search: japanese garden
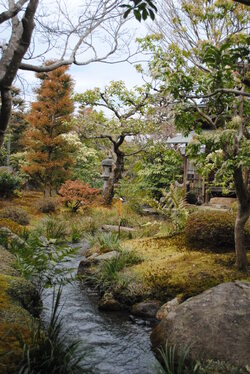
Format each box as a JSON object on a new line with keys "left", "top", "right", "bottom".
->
{"left": 0, "top": 1, "right": 249, "bottom": 373}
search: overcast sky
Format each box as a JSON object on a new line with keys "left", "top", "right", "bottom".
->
{"left": 12, "top": 0, "right": 151, "bottom": 106}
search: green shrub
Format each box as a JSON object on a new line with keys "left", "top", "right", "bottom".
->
{"left": 0, "top": 206, "right": 30, "bottom": 226}
{"left": 185, "top": 211, "right": 250, "bottom": 252}
{"left": 36, "top": 197, "right": 57, "bottom": 213}
{"left": 0, "top": 171, "right": 21, "bottom": 197}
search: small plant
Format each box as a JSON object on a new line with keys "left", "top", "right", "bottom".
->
{"left": 156, "top": 342, "right": 198, "bottom": 374}
{"left": 9, "top": 234, "right": 78, "bottom": 294}
{"left": 39, "top": 216, "right": 67, "bottom": 241}
{"left": 151, "top": 185, "right": 189, "bottom": 232}
{"left": 59, "top": 180, "right": 101, "bottom": 212}
{"left": 0, "top": 171, "right": 22, "bottom": 197}
{"left": 97, "top": 232, "right": 121, "bottom": 252}
{"left": 17, "top": 287, "right": 85, "bottom": 374}
{"left": 91, "top": 249, "right": 142, "bottom": 291}
{"left": 0, "top": 206, "right": 30, "bottom": 226}
{"left": 70, "top": 223, "right": 83, "bottom": 243}
{"left": 36, "top": 197, "right": 57, "bottom": 213}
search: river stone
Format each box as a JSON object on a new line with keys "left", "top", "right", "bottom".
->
{"left": 156, "top": 297, "right": 179, "bottom": 320}
{"left": 151, "top": 281, "right": 250, "bottom": 368}
{"left": 98, "top": 292, "right": 123, "bottom": 311}
{"left": 131, "top": 300, "right": 161, "bottom": 318}
{"left": 95, "top": 251, "right": 118, "bottom": 262}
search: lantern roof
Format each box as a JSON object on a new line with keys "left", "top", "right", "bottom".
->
{"left": 101, "top": 156, "right": 113, "bottom": 166}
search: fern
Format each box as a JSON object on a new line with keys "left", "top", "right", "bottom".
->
{"left": 151, "top": 184, "right": 189, "bottom": 232}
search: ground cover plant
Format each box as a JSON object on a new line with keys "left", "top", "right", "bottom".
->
{"left": 122, "top": 235, "right": 250, "bottom": 302}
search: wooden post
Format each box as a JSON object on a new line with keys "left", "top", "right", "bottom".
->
{"left": 183, "top": 155, "right": 188, "bottom": 194}
{"left": 117, "top": 198, "right": 122, "bottom": 238}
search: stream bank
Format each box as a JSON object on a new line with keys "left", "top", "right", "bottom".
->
{"left": 42, "top": 242, "right": 158, "bottom": 374}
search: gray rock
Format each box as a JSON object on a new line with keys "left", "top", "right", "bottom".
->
{"left": 156, "top": 297, "right": 179, "bottom": 320}
{"left": 131, "top": 300, "right": 161, "bottom": 318}
{"left": 95, "top": 251, "right": 118, "bottom": 262}
{"left": 151, "top": 281, "right": 250, "bottom": 368}
{"left": 77, "top": 251, "right": 118, "bottom": 275}
{"left": 98, "top": 292, "right": 123, "bottom": 311}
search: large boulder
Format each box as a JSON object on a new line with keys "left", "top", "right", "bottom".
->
{"left": 156, "top": 297, "right": 179, "bottom": 321}
{"left": 151, "top": 281, "right": 250, "bottom": 368}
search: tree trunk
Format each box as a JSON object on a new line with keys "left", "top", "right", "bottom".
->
{"left": 235, "top": 203, "right": 249, "bottom": 271}
{"left": 234, "top": 167, "right": 249, "bottom": 272}
{"left": 113, "top": 149, "right": 124, "bottom": 185}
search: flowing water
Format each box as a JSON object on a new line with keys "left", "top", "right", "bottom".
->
{"left": 42, "top": 242, "right": 158, "bottom": 374}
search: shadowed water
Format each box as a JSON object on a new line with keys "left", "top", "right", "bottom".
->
{"left": 42, "top": 242, "right": 158, "bottom": 374}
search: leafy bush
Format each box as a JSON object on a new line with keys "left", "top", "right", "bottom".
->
{"left": 152, "top": 185, "right": 189, "bottom": 232}
{"left": 0, "top": 206, "right": 30, "bottom": 226}
{"left": 185, "top": 211, "right": 250, "bottom": 252}
{"left": 0, "top": 171, "right": 22, "bottom": 197}
{"left": 17, "top": 287, "right": 85, "bottom": 374}
{"left": 59, "top": 180, "right": 101, "bottom": 212}
{"left": 36, "top": 197, "right": 58, "bottom": 213}
{"left": 0, "top": 218, "right": 24, "bottom": 235}
{"left": 9, "top": 234, "right": 77, "bottom": 293}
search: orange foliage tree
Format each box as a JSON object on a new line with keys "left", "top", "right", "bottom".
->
{"left": 23, "top": 63, "right": 74, "bottom": 196}
{"left": 59, "top": 180, "right": 101, "bottom": 212}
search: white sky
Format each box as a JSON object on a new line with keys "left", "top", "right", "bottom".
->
{"left": 10, "top": 0, "right": 152, "bottom": 105}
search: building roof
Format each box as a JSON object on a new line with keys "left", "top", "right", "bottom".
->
{"left": 166, "top": 132, "right": 195, "bottom": 145}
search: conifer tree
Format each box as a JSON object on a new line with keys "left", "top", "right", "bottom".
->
{"left": 23, "top": 63, "right": 74, "bottom": 196}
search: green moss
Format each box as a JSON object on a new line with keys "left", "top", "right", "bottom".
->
{"left": 0, "top": 251, "right": 40, "bottom": 373}
{"left": 124, "top": 236, "right": 250, "bottom": 301}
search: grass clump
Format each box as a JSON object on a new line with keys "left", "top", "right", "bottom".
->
{"left": 89, "top": 249, "right": 143, "bottom": 291}
{"left": 156, "top": 342, "right": 198, "bottom": 374}
{"left": 36, "top": 197, "right": 58, "bottom": 213}
{"left": 0, "top": 206, "right": 30, "bottom": 226}
{"left": 37, "top": 216, "right": 67, "bottom": 242}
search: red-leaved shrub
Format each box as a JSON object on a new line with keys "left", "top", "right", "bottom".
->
{"left": 59, "top": 180, "right": 101, "bottom": 212}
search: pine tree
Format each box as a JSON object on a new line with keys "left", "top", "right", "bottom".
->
{"left": 23, "top": 63, "right": 74, "bottom": 196}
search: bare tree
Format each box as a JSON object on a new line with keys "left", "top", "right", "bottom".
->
{"left": 0, "top": 0, "right": 134, "bottom": 147}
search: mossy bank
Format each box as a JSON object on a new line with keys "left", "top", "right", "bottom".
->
{"left": 0, "top": 245, "right": 41, "bottom": 374}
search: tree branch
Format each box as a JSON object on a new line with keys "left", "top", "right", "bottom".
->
{"left": 0, "top": 0, "right": 28, "bottom": 24}
{"left": 187, "top": 88, "right": 250, "bottom": 100}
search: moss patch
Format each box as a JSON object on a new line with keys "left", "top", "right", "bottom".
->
{"left": 0, "top": 247, "right": 40, "bottom": 373}
{"left": 123, "top": 235, "right": 250, "bottom": 301}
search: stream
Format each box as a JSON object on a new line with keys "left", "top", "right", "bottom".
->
{"left": 42, "top": 241, "right": 158, "bottom": 374}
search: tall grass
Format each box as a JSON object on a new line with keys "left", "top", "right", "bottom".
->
{"left": 156, "top": 343, "right": 198, "bottom": 374}
{"left": 17, "top": 287, "right": 86, "bottom": 374}
{"left": 87, "top": 249, "right": 142, "bottom": 291}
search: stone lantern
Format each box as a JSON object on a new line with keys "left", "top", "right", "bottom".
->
{"left": 101, "top": 155, "right": 113, "bottom": 193}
